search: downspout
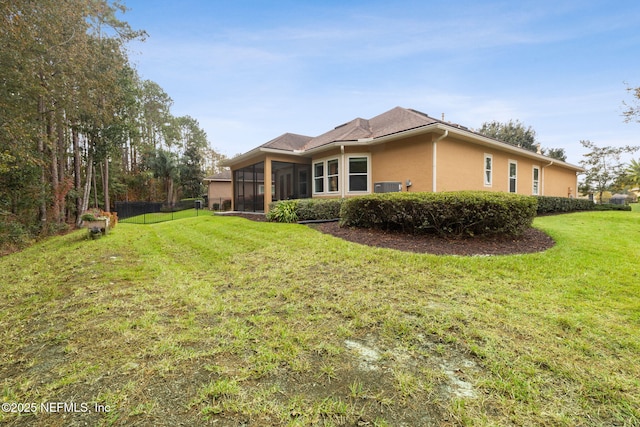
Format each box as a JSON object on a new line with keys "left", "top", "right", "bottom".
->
{"left": 340, "top": 145, "right": 345, "bottom": 198}
{"left": 542, "top": 160, "right": 553, "bottom": 196}
{"left": 432, "top": 130, "right": 448, "bottom": 192}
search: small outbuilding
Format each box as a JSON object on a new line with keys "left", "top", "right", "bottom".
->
{"left": 204, "top": 170, "right": 232, "bottom": 210}
{"left": 609, "top": 194, "right": 629, "bottom": 205}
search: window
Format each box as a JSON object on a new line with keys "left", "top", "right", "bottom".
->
{"left": 313, "top": 154, "right": 370, "bottom": 195}
{"left": 327, "top": 159, "right": 339, "bottom": 192}
{"left": 532, "top": 166, "right": 540, "bottom": 195}
{"left": 348, "top": 157, "right": 368, "bottom": 192}
{"left": 484, "top": 154, "right": 493, "bottom": 186}
{"left": 314, "top": 162, "right": 324, "bottom": 193}
{"left": 509, "top": 161, "right": 517, "bottom": 193}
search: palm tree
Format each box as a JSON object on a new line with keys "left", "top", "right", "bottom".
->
{"left": 148, "top": 149, "right": 179, "bottom": 205}
{"left": 625, "top": 158, "right": 640, "bottom": 189}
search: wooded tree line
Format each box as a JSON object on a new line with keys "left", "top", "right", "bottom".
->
{"left": 1, "top": 0, "right": 226, "bottom": 241}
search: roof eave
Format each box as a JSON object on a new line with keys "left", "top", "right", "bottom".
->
{"left": 441, "top": 125, "right": 585, "bottom": 172}
{"left": 223, "top": 147, "right": 304, "bottom": 167}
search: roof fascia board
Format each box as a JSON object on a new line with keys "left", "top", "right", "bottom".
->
{"left": 223, "top": 147, "right": 304, "bottom": 167}
{"left": 442, "top": 125, "right": 584, "bottom": 172}
{"left": 226, "top": 121, "right": 584, "bottom": 172}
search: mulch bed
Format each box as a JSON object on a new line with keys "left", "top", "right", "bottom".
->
{"left": 219, "top": 213, "right": 555, "bottom": 256}
{"left": 309, "top": 221, "right": 554, "bottom": 256}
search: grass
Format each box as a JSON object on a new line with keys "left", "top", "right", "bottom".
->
{"left": 1, "top": 211, "right": 639, "bottom": 425}
{"left": 119, "top": 208, "right": 212, "bottom": 224}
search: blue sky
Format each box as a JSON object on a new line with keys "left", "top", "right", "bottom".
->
{"left": 120, "top": 0, "right": 640, "bottom": 164}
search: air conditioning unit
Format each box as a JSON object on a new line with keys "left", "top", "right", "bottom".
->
{"left": 374, "top": 182, "right": 402, "bottom": 193}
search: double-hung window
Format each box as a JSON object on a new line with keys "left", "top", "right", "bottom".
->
{"left": 313, "top": 155, "right": 370, "bottom": 195}
{"left": 327, "top": 159, "right": 339, "bottom": 192}
{"left": 348, "top": 156, "right": 368, "bottom": 192}
{"left": 532, "top": 166, "right": 540, "bottom": 195}
{"left": 484, "top": 154, "right": 493, "bottom": 186}
{"left": 314, "top": 162, "right": 324, "bottom": 193}
{"left": 509, "top": 160, "right": 517, "bottom": 193}
{"left": 313, "top": 158, "right": 339, "bottom": 194}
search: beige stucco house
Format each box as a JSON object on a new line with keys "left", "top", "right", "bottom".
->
{"left": 203, "top": 170, "right": 232, "bottom": 210}
{"left": 226, "top": 107, "right": 583, "bottom": 212}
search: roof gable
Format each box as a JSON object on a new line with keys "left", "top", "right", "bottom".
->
{"left": 261, "top": 132, "right": 312, "bottom": 151}
{"left": 368, "top": 106, "right": 438, "bottom": 138}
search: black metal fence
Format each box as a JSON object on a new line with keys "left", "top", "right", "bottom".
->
{"left": 116, "top": 200, "right": 207, "bottom": 224}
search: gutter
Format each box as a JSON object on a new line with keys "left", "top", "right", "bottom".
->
{"left": 340, "top": 145, "right": 345, "bottom": 198}
{"left": 432, "top": 130, "right": 449, "bottom": 192}
{"left": 541, "top": 160, "right": 554, "bottom": 196}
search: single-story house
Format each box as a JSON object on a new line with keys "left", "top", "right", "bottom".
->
{"left": 225, "top": 107, "right": 584, "bottom": 213}
{"left": 203, "top": 169, "right": 232, "bottom": 210}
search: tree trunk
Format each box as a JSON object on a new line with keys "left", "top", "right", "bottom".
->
{"left": 78, "top": 148, "right": 93, "bottom": 226}
{"left": 103, "top": 156, "right": 110, "bottom": 212}
{"left": 167, "top": 178, "right": 174, "bottom": 206}
{"left": 93, "top": 164, "right": 99, "bottom": 209}
{"left": 49, "top": 110, "right": 60, "bottom": 224}
{"left": 38, "top": 96, "right": 47, "bottom": 229}
{"left": 73, "top": 128, "right": 82, "bottom": 225}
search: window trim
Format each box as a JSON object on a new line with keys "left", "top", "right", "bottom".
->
{"left": 484, "top": 154, "right": 493, "bottom": 187}
{"left": 347, "top": 155, "right": 370, "bottom": 194}
{"left": 327, "top": 159, "right": 339, "bottom": 193}
{"left": 312, "top": 157, "right": 340, "bottom": 195}
{"left": 508, "top": 160, "right": 517, "bottom": 193}
{"left": 313, "top": 161, "right": 325, "bottom": 193}
{"left": 532, "top": 165, "right": 540, "bottom": 195}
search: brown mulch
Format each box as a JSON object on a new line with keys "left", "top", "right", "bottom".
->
{"left": 219, "top": 213, "right": 555, "bottom": 256}
{"left": 309, "top": 221, "right": 555, "bottom": 256}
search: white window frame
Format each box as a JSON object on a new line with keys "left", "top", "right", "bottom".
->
{"left": 327, "top": 159, "right": 339, "bottom": 193}
{"left": 347, "top": 155, "right": 370, "bottom": 194}
{"left": 508, "top": 160, "right": 517, "bottom": 193}
{"left": 312, "top": 157, "right": 340, "bottom": 195}
{"left": 532, "top": 166, "right": 540, "bottom": 195}
{"left": 313, "top": 161, "right": 325, "bottom": 194}
{"left": 484, "top": 154, "right": 493, "bottom": 187}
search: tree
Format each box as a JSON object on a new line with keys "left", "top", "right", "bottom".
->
{"left": 578, "top": 140, "right": 639, "bottom": 202}
{"left": 148, "top": 149, "right": 179, "bottom": 205}
{"left": 622, "top": 84, "right": 640, "bottom": 123}
{"left": 542, "top": 147, "right": 567, "bottom": 162}
{"left": 623, "top": 158, "right": 640, "bottom": 189}
{"left": 176, "top": 116, "right": 208, "bottom": 199}
{"left": 478, "top": 120, "right": 538, "bottom": 152}
{"left": 478, "top": 120, "right": 568, "bottom": 161}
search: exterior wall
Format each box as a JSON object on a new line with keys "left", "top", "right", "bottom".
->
{"left": 207, "top": 181, "right": 232, "bottom": 209}
{"left": 370, "top": 135, "right": 579, "bottom": 197}
{"left": 370, "top": 134, "right": 434, "bottom": 192}
{"left": 542, "top": 164, "right": 578, "bottom": 197}
{"left": 231, "top": 133, "right": 580, "bottom": 211}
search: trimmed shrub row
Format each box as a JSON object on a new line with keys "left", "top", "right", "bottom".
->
{"left": 267, "top": 198, "right": 344, "bottom": 223}
{"left": 340, "top": 191, "right": 537, "bottom": 237}
{"left": 535, "top": 196, "right": 632, "bottom": 214}
{"left": 535, "top": 196, "right": 594, "bottom": 214}
{"left": 592, "top": 203, "right": 632, "bottom": 211}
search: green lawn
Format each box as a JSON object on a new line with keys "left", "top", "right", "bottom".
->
{"left": 119, "top": 208, "right": 212, "bottom": 224}
{"left": 1, "top": 211, "right": 639, "bottom": 426}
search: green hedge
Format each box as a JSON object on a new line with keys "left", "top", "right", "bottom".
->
{"left": 535, "top": 196, "right": 632, "bottom": 213}
{"left": 535, "top": 196, "right": 594, "bottom": 214}
{"left": 267, "top": 198, "right": 344, "bottom": 222}
{"left": 340, "top": 191, "right": 538, "bottom": 237}
{"left": 592, "top": 203, "right": 632, "bottom": 211}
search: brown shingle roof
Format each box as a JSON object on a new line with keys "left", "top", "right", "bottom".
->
{"left": 261, "top": 132, "right": 313, "bottom": 151}
{"left": 301, "top": 107, "right": 438, "bottom": 151}
{"left": 204, "top": 169, "right": 232, "bottom": 181}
